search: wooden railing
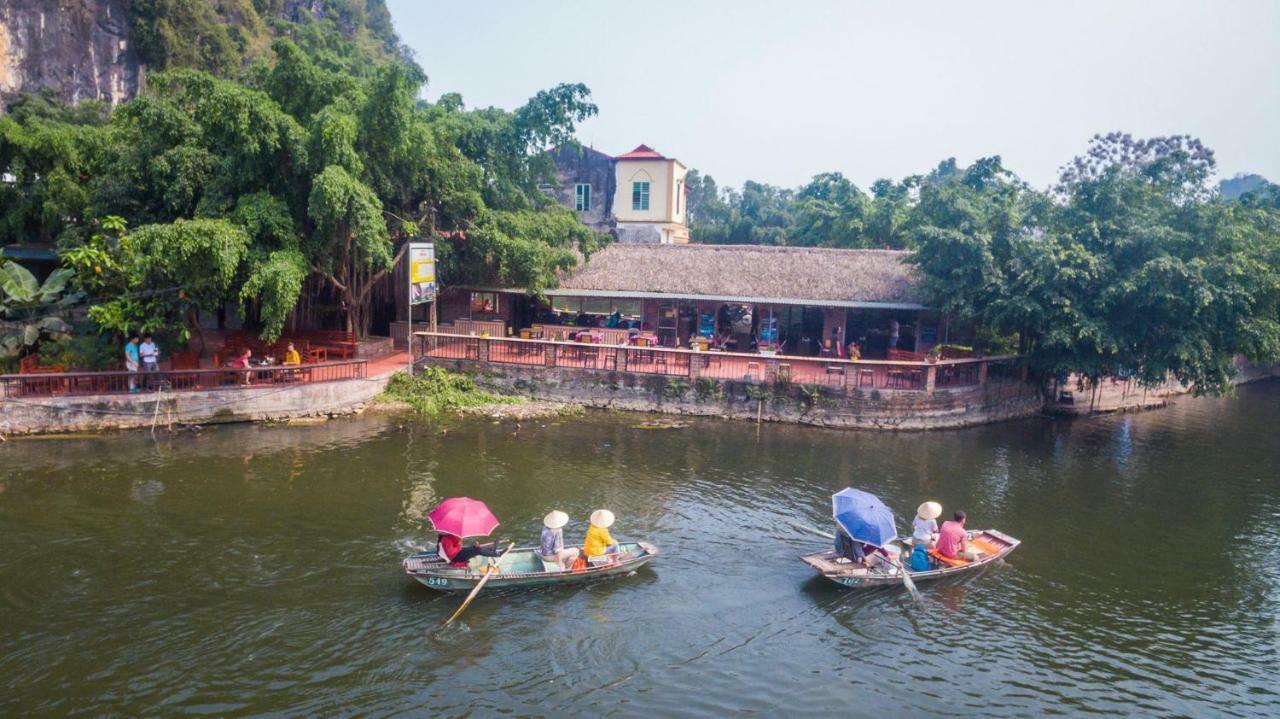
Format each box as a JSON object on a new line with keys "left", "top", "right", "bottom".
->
{"left": 415, "top": 332, "right": 1019, "bottom": 394}
{"left": 0, "top": 360, "right": 368, "bottom": 398}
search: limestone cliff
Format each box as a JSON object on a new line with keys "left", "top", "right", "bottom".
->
{"left": 0, "top": 0, "right": 407, "bottom": 109}
{"left": 0, "top": 0, "right": 140, "bottom": 106}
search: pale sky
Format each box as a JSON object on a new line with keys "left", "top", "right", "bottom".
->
{"left": 387, "top": 0, "right": 1280, "bottom": 191}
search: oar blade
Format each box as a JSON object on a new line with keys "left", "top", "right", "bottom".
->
{"left": 443, "top": 542, "right": 515, "bottom": 627}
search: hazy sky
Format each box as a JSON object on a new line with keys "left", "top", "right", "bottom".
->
{"left": 387, "top": 1, "right": 1280, "bottom": 191}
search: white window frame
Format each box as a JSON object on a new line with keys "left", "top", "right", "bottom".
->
{"left": 575, "top": 183, "right": 591, "bottom": 211}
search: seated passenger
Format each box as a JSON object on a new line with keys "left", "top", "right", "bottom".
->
{"left": 283, "top": 342, "right": 302, "bottom": 366}
{"left": 584, "top": 509, "right": 620, "bottom": 560}
{"left": 436, "top": 533, "right": 500, "bottom": 568}
{"left": 539, "top": 510, "right": 580, "bottom": 571}
{"left": 913, "top": 501, "right": 941, "bottom": 548}
{"left": 936, "top": 510, "right": 980, "bottom": 561}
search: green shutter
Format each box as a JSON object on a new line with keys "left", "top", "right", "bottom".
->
{"left": 632, "top": 181, "right": 649, "bottom": 211}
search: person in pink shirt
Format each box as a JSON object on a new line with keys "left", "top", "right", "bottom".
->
{"left": 936, "top": 510, "right": 978, "bottom": 561}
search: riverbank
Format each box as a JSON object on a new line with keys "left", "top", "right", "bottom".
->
{"left": 0, "top": 373, "right": 393, "bottom": 437}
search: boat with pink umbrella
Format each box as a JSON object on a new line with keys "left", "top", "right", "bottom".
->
{"left": 403, "top": 498, "right": 659, "bottom": 593}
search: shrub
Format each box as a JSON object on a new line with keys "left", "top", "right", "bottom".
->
{"left": 380, "top": 367, "right": 520, "bottom": 414}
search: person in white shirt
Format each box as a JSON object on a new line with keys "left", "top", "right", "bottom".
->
{"left": 912, "top": 501, "right": 941, "bottom": 548}
{"left": 139, "top": 335, "right": 160, "bottom": 373}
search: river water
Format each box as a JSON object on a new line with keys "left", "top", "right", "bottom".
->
{"left": 2, "top": 381, "right": 1278, "bottom": 717}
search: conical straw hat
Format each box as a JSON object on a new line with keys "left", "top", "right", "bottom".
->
{"left": 589, "top": 509, "right": 615, "bottom": 528}
{"left": 543, "top": 510, "right": 569, "bottom": 529}
{"left": 917, "top": 501, "right": 942, "bottom": 521}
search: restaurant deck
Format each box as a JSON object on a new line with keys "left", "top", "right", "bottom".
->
{"left": 415, "top": 332, "right": 1015, "bottom": 394}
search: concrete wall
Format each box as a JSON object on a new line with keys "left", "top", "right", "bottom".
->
{"left": 548, "top": 145, "right": 615, "bottom": 231}
{"left": 0, "top": 375, "right": 392, "bottom": 437}
{"left": 420, "top": 357, "right": 1043, "bottom": 431}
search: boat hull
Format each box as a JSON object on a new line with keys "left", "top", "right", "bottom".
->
{"left": 404, "top": 541, "right": 659, "bottom": 593}
{"left": 801, "top": 529, "right": 1019, "bottom": 589}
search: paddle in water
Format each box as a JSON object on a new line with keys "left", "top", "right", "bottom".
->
{"left": 444, "top": 542, "right": 515, "bottom": 627}
{"left": 788, "top": 521, "right": 920, "bottom": 601}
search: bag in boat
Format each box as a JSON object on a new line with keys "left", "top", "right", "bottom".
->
{"left": 910, "top": 543, "right": 932, "bottom": 572}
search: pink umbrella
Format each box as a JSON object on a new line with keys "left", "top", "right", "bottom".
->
{"left": 427, "top": 497, "right": 500, "bottom": 538}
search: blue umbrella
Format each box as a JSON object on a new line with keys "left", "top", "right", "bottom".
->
{"left": 832, "top": 487, "right": 898, "bottom": 548}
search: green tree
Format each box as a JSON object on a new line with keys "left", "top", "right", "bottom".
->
{"left": 0, "top": 262, "right": 80, "bottom": 358}
{"left": 64, "top": 218, "right": 251, "bottom": 351}
{"left": 305, "top": 165, "right": 391, "bottom": 333}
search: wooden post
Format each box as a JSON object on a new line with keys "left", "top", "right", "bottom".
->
{"left": 406, "top": 271, "right": 413, "bottom": 377}
{"left": 925, "top": 364, "right": 937, "bottom": 395}
{"left": 978, "top": 361, "right": 989, "bottom": 387}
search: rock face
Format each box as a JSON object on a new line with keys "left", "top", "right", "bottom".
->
{"left": 0, "top": 0, "right": 141, "bottom": 106}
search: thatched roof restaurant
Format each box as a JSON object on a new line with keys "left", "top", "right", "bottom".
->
{"left": 549, "top": 244, "right": 926, "bottom": 309}
{"left": 413, "top": 243, "right": 955, "bottom": 360}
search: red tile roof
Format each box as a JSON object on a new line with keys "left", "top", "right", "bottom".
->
{"left": 615, "top": 144, "right": 666, "bottom": 161}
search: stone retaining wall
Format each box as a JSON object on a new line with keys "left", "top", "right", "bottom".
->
{"left": 0, "top": 374, "right": 392, "bottom": 437}
{"left": 423, "top": 358, "right": 1044, "bottom": 430}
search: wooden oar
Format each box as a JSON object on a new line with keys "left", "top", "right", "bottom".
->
{"left": 789, "top": 521, "right": 921, "bottom": 601}
{"left": 444, "top": 542, "right": 514, "bottom": 627}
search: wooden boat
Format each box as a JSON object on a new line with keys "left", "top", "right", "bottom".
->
{"left": 403, "top": 541, "right": 659, "bottom": 593}
{"left": 801, "top": 529, "right": 1020, "bottom": 589}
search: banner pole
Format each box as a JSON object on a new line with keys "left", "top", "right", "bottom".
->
{"left": 406, "top": 249, "right": 413, "bottom": 377}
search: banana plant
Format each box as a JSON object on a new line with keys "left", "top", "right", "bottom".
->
{"left": 0, "top": 261, "right": 83, "bottom": 358}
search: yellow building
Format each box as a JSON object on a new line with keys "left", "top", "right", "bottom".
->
{"left": 611, "top": 145, "right": 690, "bottom": 244}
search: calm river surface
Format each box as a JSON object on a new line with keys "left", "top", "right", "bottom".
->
{"left": 2, "top": 381, "right": 1279, "bottom": 717}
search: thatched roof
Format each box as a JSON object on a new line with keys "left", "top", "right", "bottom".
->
{"left": 549, "top": 244, "right": 926, "bottom": 309}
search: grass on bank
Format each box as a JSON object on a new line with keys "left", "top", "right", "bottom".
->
{"left": 379, "top": 367, "right": 522, "bottom": 415}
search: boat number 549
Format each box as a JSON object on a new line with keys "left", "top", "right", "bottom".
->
{"left": 424, "top": 577, "right": 449, "bottom": 587}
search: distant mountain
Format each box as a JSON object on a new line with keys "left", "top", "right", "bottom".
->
{"left": 0, "top": 0, "right": 413, "bottom": 108}
{"left": 1218, "top": 173, "right": 1273, "bottom": 200}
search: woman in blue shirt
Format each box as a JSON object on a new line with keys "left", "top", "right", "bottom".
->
{"left": 539, "top": 510, "right": 580, "bottom": 570}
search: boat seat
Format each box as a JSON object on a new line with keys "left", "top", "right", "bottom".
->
{"left": 928, "top": 548, "right": 970, "bottom": 567}
{"left": 971, "top": 537, "right": 1002, "bottom": 556}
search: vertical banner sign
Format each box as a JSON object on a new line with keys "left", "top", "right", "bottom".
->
{"left": 409, "top": 242, "right": 436, "bottom": 305}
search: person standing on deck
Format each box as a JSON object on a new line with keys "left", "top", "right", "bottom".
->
{"left": 140, "top": 335, "right": 160, "bottom": 373}
{"left": 123, "top": 334, "right": 141, "bottom": 393}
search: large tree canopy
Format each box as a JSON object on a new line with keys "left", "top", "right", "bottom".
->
{"left": 907, "top": 136, "right": 1280, "bottom": 393}
{"left": 1, "top": 22, "right": 607, "bottom": 346}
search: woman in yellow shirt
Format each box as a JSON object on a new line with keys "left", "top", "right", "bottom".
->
{"left": 584, "top": 509, "right": 619, "bottom": 559}
{"left": 283, "top": 342, "right": 302, "bottom": 366}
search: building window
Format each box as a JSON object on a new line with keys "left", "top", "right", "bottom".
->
{"left": 575, "top": 183, "right": 591, "bottom": 211}
{"left": 469, "top": 292, "right": 498, "bottom": 315}
{"left": 676, "top": 179, "right": 683, "bottom": 213}
{"left": 632, "top": 181, "right": 650, "bottom": 211}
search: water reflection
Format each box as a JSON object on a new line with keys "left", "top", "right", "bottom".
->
{"left": 0, "top": 380, "right": 1277, "bottom": 716}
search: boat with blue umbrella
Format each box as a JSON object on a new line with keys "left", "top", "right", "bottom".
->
{"left": 796, "top": 487, "right": 1020, "bottom": 591}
